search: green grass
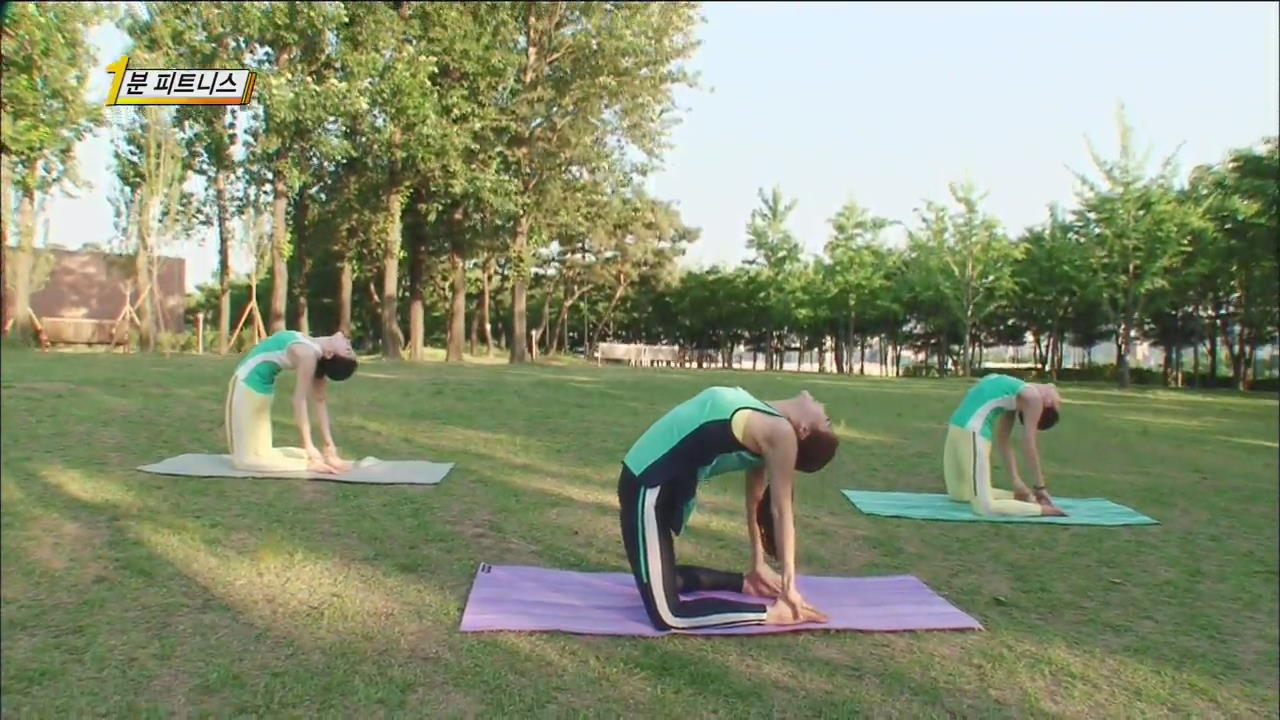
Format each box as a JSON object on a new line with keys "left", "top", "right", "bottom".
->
{"left": 2, "top": 347, "right": 1277, "bottom": 718}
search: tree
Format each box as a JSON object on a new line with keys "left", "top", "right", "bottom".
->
{"left": 744, "top": 185, "right": 804, "bottom": 370}
{"left": 1190, "top": 140, "right": 1280, "bottom": 389}
{"left": 1, "top": 1, "right": 111, "bottom": 341}
{"left": 825, "top": 197, "right": 892, "bottom": 374}
{"left": 587, "top": 189, "right": 693, "bottom": 352}
{"left": 1012, "top": 204, "right": 1092, "bottom": 376}
{"left": 335, "top": 1, "right": 493, "bottom": 359}
{"left": 1070, "top": 104, "right": 1194, "bottom": 388}
{"left": 124, "top": 1, "right": 247, "bottom": 354}
{"left": 932, "top": 180, "right": 1021, "bottom": 376}
{"left": 110, "top": 104, "right": 198, "bottom": 351}
{"left": 502, "top": 1, "right": 701, "bottom": 364}
{"left": 239, "top": 1, "right": 348, "bottom": 334}
{"left": 417, "top": 2, "right": 521, "bottom": 363}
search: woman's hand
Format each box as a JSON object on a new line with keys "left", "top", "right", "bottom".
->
{"left": 305, "top": 446, "right": 338, "bottom": 474}
{"left": 322, "top": 444, "right": 353, "bottom": 472}
{"left": 766, "top": 589, "right": 830, "bottom": 626}
{"left": 1035, "top": 487, "right": 1067, "bottom": 516}
{"left": 743, "top": 564, "right": 784, "bottom": 599}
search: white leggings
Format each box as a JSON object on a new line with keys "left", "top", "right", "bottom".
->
{"left": 224, "top": 376, "right": 311, "bottom": 472}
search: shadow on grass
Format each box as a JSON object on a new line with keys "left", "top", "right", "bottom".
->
{"left": 3, "top": 349, "right": 1277, "bottom": 715}
{"left": 2, "top": 454, "right": 1066, "bottom": 717}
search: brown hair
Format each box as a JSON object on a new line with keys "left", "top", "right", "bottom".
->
{"left": 756, "top": 429, "right": 840, "bottom": 560}
{"left": 316, "top": 355, "right": 359, "bottom": 381}
{"left": 795, "top": 428, "right": 840, "bottom": 473}
{"left": 757, "top": 485, "right": 786, "bottom": 560}
{"left": 1018, "top": 406, "right": 1059, "bottom": 431}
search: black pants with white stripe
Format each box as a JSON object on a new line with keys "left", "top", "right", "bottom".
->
{"left": 617, "top": 467, "right": 769, "bottom": 632}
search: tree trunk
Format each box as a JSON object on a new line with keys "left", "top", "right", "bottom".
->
{"left": 551, "top": 284, "right": 585, "bottom": 356}
{"left": 469, "top": 292, "right": 480, "bottom": 357}
{"left": 270, "top": 172, "right": 289, "bottom": 332}
{"left": 1207, "top": 313, "right": 1219, "bottom": 385}
{"left": 1053, "top": 330, "right": 1065, "bottom": 378}
{"left": 11, "top": 179, "right": 37, "bottom": 342}
{"left": 845, "top": 318, "right": 855, "bottom": 376}
{"left": 1173, "top": 341, "right": 1183, "bottom": 388}
{"left": 407, "top": 230, "right": 427, "bottom": 361}
{"left": 534, "top": 281, "right": 556, "bottom": 360}
{"left": 446, "top": 243, "right": 467, "bottom": 362}
{"left": 1221, "top": 320, "right": 1245, "bottom": 390}
{"left": 481, "top": 254, "right": 495, "bottom": 356}
{"left": 214, "top": 168, "right": 233, "bottom": 353}
{"left": 1192, "top": 339, "right": 1202, "bottom": 388}
{"left": 149, "top": 243, "right": 165, "bottom": 340}
{"left": 1246, "top": 342, "right": 1258, "bottom": 391}
{"left": 338, "top": 256, "right": 353, "bottom": 336}
{"left": 136, "top": 191, "right": 156, "bottom": 352}
{"left": 834, "top": 326, "right": 845, "bottom": 374}
{"left": 0, "top": 159, "right": 10, "bottom": 328}
{"left": 1117, "top": 313, "right": 1135, "bottom": 389}
{"left": 382, "top": 186, "right": 404, "bottom": 359}
{"left": 549, "top": 283, "right": 566, "bottom": 355}
{"left": 859, "top": 337, "right": 866, "bottom": 376}
{"left": 589, "top": 281, "right": 627, "bottom": 354}
{"left": 292, "top": 193, "right": 311, "bottom": 335}
{"left": 509, "top": 215, "right": 531, "bottom": 363}
{"left": 1162, "top": 342, "right": 1173, "bottom": 387}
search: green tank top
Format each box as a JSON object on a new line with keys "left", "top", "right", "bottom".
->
{"left": 948, "top": 373, "right": 1027, "bottom": 441}
{"left": 623, "top": 386, "right": 783, "bottom": 534}
{"left": 234, "top": 330, "right": 319, "bottom": 396}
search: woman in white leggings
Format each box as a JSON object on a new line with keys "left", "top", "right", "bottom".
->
{"left": 224, "top": 329, "right": 358, "bottom": 474}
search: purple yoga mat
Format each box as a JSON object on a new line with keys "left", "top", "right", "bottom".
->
{"left": 458, "top": 564, "right": 984, "bottom": 636}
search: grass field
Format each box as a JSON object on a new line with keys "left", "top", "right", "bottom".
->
{"left": 2, "top": 346, "right": 1277, "bottom": 717}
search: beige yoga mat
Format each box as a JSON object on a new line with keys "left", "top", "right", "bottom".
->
{"left": 137, "top": 453, "right": 452, "bottom": 485}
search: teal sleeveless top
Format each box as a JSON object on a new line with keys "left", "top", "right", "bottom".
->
{"left": 233, "top": 330, "right": 320, "bottom": 396}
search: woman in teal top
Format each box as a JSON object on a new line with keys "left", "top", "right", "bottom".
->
{"left": 618, "top": 386, "right": 840, "bottom": 632}
{"left": 224, "top": 329, "right": 359, "bottom": 474}
{"left": 943, "top": 373, "right": 1065, "bottom": 517}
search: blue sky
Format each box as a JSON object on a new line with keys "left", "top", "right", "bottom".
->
{"left": 42, "top": 1, "right": 1280, "bottom": 290}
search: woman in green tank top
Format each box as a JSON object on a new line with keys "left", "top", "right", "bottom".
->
{"left": 225, "top": 329, "right": 360, "bottom": 474}
{"left": 943, "top": 374, "right": 1066, "bottom": 517}
{"left": 618, "top": 386, "right": 841, "bottom": 632}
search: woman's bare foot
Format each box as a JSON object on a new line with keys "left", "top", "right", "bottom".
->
{"left": 1033, "top": 488, "right": 1066, "bottom": 516}
{"left": 307, "top": 459, "right": 338, "bottom": 474}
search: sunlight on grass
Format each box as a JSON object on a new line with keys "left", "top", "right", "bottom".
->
{"left": 965, "top": 633, "right": 1269, "bottom": 716}
{"left": 347, "top": 416, "right": 610, "bottom": 483}
{"left": 3, "top": 348, "right": 1277, "bottom": 716}
{"left": 798, "top": 376, "right": 960, "bottom": 395}
{"left": 131, "top": 520, "right": 456, "bottom": 652}
{"left": 1110, "top": 413, "right": 1223, "bottom": 430}
{"left": 37, "top": 465, "right": 149, "bottom": 512}
{"left": 356, "top": 371, "right": 404, "bottom": 380}
{"left": 1, "top": 475, "right": 27, "bottom": 503}
{"left": 1213, "top": 435, "right": 1279, "bottom": 450}
{"left": 834, "top": 424, "right": 907, "bottom": 445}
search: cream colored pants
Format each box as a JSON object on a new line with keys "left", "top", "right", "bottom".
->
{"left": 943, "top": 425, "right": 1044, "bottom": 517}
{"left": 224, "top": 375, "right": 311, "bottom": 472}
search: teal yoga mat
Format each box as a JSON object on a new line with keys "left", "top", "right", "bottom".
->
{"left": 841, "top": 490, "right": 1159, "bottom": 526}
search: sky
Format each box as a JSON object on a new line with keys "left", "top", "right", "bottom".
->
{"left": 39, "top": 1, "right": 1280, "bottom": 291}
